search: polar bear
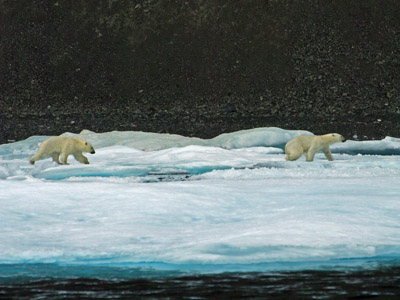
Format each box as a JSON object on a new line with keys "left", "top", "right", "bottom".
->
{"left": 285, "top": 133, "right": 345, "bottom": 162}
{"left": 29, "top": 137, "right": 95, "bottom": 165}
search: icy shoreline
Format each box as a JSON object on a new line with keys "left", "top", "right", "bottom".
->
{"left": 1, "top": 127, "right": 400, "bottom": 273}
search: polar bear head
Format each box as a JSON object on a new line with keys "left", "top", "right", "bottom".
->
{"left": 77, "top": 139, "right": 96, "bottom": 154}
{"left": 326, "top": 133, "right": 346, "bottom": 144}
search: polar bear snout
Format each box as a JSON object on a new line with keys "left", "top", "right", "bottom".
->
{"left": 331, "top": 133, "right": 346, "bottom": 143}
{"left": 91, "top": 149, "right": 96, "bottom": 154}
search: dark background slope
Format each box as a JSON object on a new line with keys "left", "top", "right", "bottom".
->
{"left": 1, "top": 0, "right": 400, "bottom": 143}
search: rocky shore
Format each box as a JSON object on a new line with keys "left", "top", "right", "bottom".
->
{"left": 1, "top": 108, "right": 399, "bottom": 144}
{"left": 1, "top": 0, "right": 400, "bottom": 144}
{"left": 2, "top": 266, "right": 400, "bottom": 299}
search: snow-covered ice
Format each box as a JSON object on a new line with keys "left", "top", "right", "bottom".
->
{"left": 1, "top": 127, "right": 400, "bottom": 278}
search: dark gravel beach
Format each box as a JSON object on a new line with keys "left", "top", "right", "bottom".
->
{"left": 2, "top": 106, "right": 400, "bottom": 144}
{"left": 1, "top": 0, "right": 400, "bottom": 143}
{"left": 2, "top": 266, "right": 400, "bottom": 299}
{"left": 2, "top": 109, "right": 400, "bottom": 144}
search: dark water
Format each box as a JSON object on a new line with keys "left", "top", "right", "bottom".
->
{"left": 1, "top": 267, "right": 400, "bottom": 299}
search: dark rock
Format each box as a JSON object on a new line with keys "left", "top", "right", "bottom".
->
{"left": 1, "top": 0, "right": 400, "bottom": 143}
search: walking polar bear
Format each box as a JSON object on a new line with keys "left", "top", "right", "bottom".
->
{"left": 285, "top": 133, "right": 345, "bottom": 162}
{"left": 29, "top": 137, "right": 95, "bottom": 165}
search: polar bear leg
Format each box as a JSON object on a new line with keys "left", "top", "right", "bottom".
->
{"left": 306, "top": 146, "right": 319, "bottom": 162}
{"left": 51, "top": 153, "right": 61, "bottom": 164}
{"left": 29, "top": 152, "right": 49, "bottom": 165}
{"left": 29, "top": 154, "right": 39, "bottom": 165}
{"left": 322, "top": 148, "right": 334, "bottom": 161}
{"left": 285, "top": 144, "right": 304, "bottom": 161}
{"left": 60, "top": 152, "right": 70, "bottom": 165}
{"left": 73, "top": 152, "right": 89, "bottom": 164}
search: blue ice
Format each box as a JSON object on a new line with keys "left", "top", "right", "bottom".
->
{"left": 1, "top": 127, "right": 400, "bottom": 278}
